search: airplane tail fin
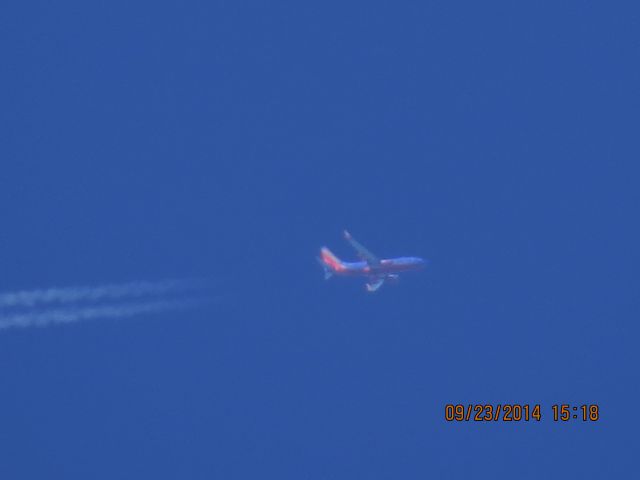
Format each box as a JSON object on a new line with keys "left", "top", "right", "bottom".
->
{"left": 319, "top": 247, "right": 344, "bottom": 278}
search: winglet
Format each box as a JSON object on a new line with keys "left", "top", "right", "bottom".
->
{"left": 343, "top": 230, "right": 352, "bottom": 240}
{"left": 365, "top": 277, "right": 385, "bottom": 292}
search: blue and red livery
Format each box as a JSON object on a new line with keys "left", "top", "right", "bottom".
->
{"left": 318, "top": 230, "right": 428, "bottom": 292}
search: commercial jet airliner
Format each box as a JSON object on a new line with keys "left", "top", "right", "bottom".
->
{"left": 318, "top": 230, "right": 427, "bottom": 292}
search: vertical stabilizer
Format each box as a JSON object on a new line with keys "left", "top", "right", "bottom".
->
{"left": 320, "top": 247, "right": 345, "bottom": 274}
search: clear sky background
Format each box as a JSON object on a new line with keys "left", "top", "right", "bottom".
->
{"left": 2, "top": 1, "right": 639, "bottom": 478}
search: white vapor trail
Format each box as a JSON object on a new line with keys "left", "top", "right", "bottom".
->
{"left": 0, "top": 298, "right": 211, "bottom": 331}
{"left": 0, "top": 278, "right": 205, "bottom": 308}
{"left": 0, "top": 278, "right": 217, "bottom": 332}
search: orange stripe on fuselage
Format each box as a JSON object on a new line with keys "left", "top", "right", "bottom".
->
{"left": 321, "top": 247, "right": 345, "bottom": 272}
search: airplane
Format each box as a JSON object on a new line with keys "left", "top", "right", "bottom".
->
{"left": 318, "top": 230, "right": 428, "bottom": 292}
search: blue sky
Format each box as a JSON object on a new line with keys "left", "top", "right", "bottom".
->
{"left": 2, "top": 1, "right": 639, "bottom": 478}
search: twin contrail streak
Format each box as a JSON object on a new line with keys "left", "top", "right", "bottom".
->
{"left": 0, "top": 278, "right": 204, "bottom": 308}
{"left": 0, "top": 298, "right": 209, "bottom": 330}
{"left": 0, "top": 278, "right": 214, "bottom": 332}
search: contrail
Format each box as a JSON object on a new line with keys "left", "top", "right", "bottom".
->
{"left": 0, "top": 297, "right": 212, "bottom": 331}
{"left": 0, "top": 278, "right": 207, "bottom": 308}
{"left": 0, "top": 278, "right": 217, "bottom": 332}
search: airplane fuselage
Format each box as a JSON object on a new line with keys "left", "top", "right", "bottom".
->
{"left": 335, "top": 257, "right": 427, "bottom": 277}
{"left": 319, "top": 231, "right": 427, "bottom": 291}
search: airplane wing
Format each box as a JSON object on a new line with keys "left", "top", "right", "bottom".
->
{"left": 343, "top": 230, "right": 381, "bottom": 266}
{"left": 366, "top": 277, "right": 385, "bottom": 292}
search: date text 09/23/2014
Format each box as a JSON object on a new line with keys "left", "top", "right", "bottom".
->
{"left": 444, "top": 404, "right": 600, "bottom": 422}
